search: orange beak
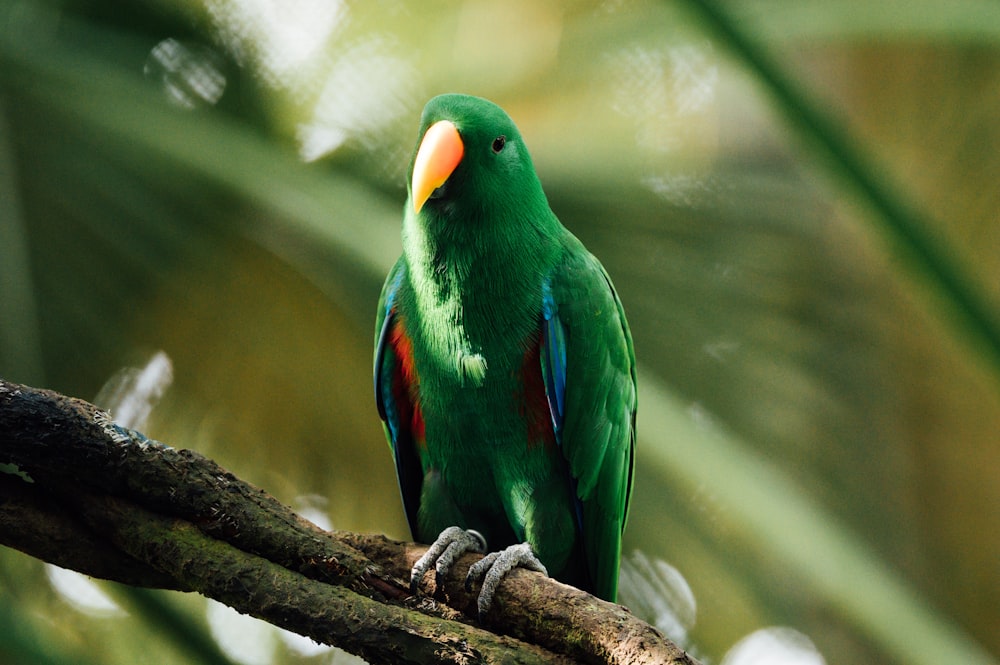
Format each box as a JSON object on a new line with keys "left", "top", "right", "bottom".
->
{"left": 411, "top": 120, "right": 464, "bottom": 214}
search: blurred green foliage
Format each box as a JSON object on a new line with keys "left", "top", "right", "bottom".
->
{"left": 1, "top": 1, "right": 998, "bottom": 664}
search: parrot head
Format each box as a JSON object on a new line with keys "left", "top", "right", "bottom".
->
{"left": 407, "top": 94, "right": 548, "bottom": 222}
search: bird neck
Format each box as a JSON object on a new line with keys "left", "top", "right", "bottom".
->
{"left": 402, "top": 202, "right": 561, "bottom": 293}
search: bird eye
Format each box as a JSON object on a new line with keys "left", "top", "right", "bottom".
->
{"left": 491, "top": 135, "right": 506, "bottom": 153}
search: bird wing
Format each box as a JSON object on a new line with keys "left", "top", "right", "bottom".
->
{"left": 374, "top": 258, "right": 423, "bottom": 537}
{"left": 542, "top": 240, "right": 636, "bottom": 601}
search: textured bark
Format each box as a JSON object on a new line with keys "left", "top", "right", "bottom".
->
{"left": 0, "top": 379, "right": 698, "bottom": 665}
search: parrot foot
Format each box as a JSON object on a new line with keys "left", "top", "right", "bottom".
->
{"left": 465, "top": 542, "right": 548, "bottom": 619}
{"left": 410, "top": 526, "right": 486, "bottom": 593}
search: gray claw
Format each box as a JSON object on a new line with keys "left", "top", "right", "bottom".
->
{"left": 465, "top": 542, "right": 548, "bottom": 618}
{"left": 411, "top": 526, "right": 486, "bottom": 592}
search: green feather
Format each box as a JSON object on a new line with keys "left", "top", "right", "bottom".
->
{"left": 375, "top": 94, "right": 635, "bottom": 601}
{"left": 547, "top": 244, "right": 636, "bottom": 601}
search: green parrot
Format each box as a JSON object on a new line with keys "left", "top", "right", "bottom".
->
{"left": 374, "top": 94, "right": 635, "bottom": 614}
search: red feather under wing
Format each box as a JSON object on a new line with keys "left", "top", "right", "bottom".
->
{"left": 390, "top": 317, "right": 426, "bottom": 448}
{"left": 521, "top": 331, "right": 557, "bottom": 449}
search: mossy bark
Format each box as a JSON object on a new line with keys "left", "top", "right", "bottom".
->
{"left": 0, "top": 379, "right": 697, "bottom": 665}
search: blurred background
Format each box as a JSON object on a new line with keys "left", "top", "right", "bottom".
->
{"left": 1, "top": 1, "right": 998, "bottom": 664}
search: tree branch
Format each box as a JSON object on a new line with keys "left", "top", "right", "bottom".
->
{"left": 0, "top": 379, "right": 698, "bottom": 665}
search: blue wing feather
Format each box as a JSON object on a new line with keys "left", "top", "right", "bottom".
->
{"left": 374, "top": 264, "right": 405, "bottom": 422}
{"left": 540, "top": 277, "right": 584, "bottom": 532}
{"left": 540, "top": 279, "right": 567, "bottom": 440}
